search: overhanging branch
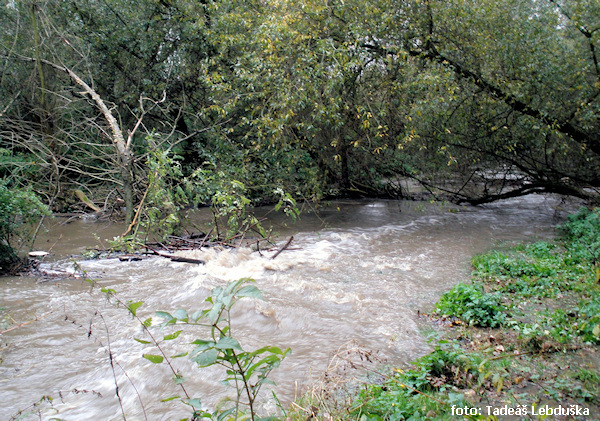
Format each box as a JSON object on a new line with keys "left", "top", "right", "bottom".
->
{"left": 457, "top": 181, "right": 594, "bottom": 205}
{"left": 408, "top": 45, "right": 600, "bottom": 156}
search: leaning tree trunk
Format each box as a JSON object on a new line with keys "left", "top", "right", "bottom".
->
{"left": 61, "top": 64, "right": 135, "bottom": 225}
{"left": 23, "top": 57, "right": 136, "bottom": 224}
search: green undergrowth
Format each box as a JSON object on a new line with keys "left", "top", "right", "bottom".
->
{"left": 291, "top": 207, "right": 600, "bottom": 420}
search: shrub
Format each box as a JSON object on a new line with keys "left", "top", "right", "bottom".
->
{"left": 350, "top": 343, "right": 476, "bottom": 420}
{"left": 435, "top": 282, "right": 508, "bottom": 328}
{"left": 559, "top": 207, "right": 600, "bottom": 268}
{"left": 135, "top": 278, "right": 291, "bottom": 420}
{"left": 0, "top": 179, "right": 49, "bottom": 272}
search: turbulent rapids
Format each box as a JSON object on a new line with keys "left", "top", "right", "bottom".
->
{"left": 0, "top": 197, "right": 573, "bottom": 420}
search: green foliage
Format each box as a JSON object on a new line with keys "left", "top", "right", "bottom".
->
{"left": 560, "top": 207, "right": 600, "bottom": 271}
{"left": 468, "top": 224, "right": 600, "bottom": 344}
{"left": 106, "top": 235, "right": 145, "bottom": 254}
{"left": 473, "top": 250, "right": 555, "bottom": 280}
{"left": 107, "top": 139, "right": 190, "bottom": 248}
{"left": 351, "top": 342, "right": 477, "bottom": 420}
{"left": 186, "top": 164, "right": 300, "bottom": 242}
{"left": 139, "top": 139, "right": 188, "bottom": 240}
{"left": 472, "top": 242, "right": 576, "bottom": 298}
{"left": 4, "top": 0, "right": 600, "bottom": 215}
{"left": 532, "top": 295, "right": 600, "bottom": 345}
{"left": 0, "top": 179, "right": 49, "bottom": 270}
{"left": 210, "top": 180, "right": 257, "bottom": 240}
{"left": 435, "top": 282, "right": 508, "bottom": 328}
{"left": 578, "top": 296, "right": 600, "bottom": 344}
{"left": 352, "top": 383, "right": 466, "bottom": 421}
{"left": 96, "top": 278, "right": 289, "bottom": 419}
{"left": 404, "top": 341, "right": 481, "bottom": 391}
{"left": 273, "top": 188, "right": 300, "bottom": 223}
{"left": 152, "top": 279, "right": 291, "bottom": 420}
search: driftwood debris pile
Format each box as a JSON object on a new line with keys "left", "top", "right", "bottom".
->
{"left": 20, "top": 232, "right": 296, "bottom": 284}
{"left": 141, "top": 232, "right": 295, "bottom": 265}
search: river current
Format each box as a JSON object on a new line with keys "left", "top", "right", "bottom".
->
{"left": 0, "top": 196, "right": 576, "bottom": 420}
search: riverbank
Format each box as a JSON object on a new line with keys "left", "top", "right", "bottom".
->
{"left": 288, "top": 207, "right": 600, "bottom": 420}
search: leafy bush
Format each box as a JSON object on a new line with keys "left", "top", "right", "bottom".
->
{"left": 559, "top": 207, "right": 600, "bottom": 268}
{"left": 404, "top": 342, "right": 481, "bottom": 391}
{"left": 0, "top": 179, "right": 49, "bottom": 271}
{"left": 435, "top": 282, "right": 508, "bottom": 328}
{"left": 350, "top": 342, "right": 476, "bottom": 420}
{"left": 140, "top": 144, "right": 188, "bottom": 240}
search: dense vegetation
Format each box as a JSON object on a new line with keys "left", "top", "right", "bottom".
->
{"left": 0, "top": 0, "right": 599, "bottom": 267}
{"left": 0, "top": 180, "right": 48, "bottom": 271}
{"left": 1, "top": 0, "right": 599, "bottom": 217}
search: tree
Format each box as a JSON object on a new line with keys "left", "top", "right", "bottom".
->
{"left": 373, "top": 0, "right": 600, "bottom": 203}
{"left": 2, "top": 0, "right": 599, "bottom": 214}
{"left": 1, "top": 0, "right": 199, "bottom": 221}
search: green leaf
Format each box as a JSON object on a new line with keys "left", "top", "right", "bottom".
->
{"left": 101, "top": 287, "right": 116, "bottom": 296}
{"left": 192, "top": 349, "right": 219, "bottom": 367}
{"left": 593, "top": 324, "right": 600, "bottom": 338}
{"left": 143, "top": 317, "right": 152, "bottom": 327}
{"left": 184, "top": 398, "right": 203, "bottom": 410}
{"left": 190, "top": 309, "right": 205, "bottom": 322}
{"left": 174, "top": 374, "right": 187, "bottom": 385}
{"left": 236, "top": 285, "right": 263, "bottom": 299}
{"left": 191, "top": 339, "right": 215, "bottom": 351}
{"left": 247, "top": 346, "right": 290, "bottom": 358}
{"left": 173, "top": 309, "right": 189, "bottom": 322}
{"left": 156, "top": 311, "right": 173, "bottom": 320}
{"left": 164, "top": 330, "right": 183, "bottom": 341}
{"left": 215, "top": 337, "right": 243, "bottom": 351}
{"left": 217, "top": 408, "right": 237, "bottom": 421}
{"left": 143, "top": 354, "right": 164, "bottom": 364}
{"left": 246, "top": 355, "right": 283, "bottom": 379}
{"left": 156, "top": 311, "right": 176, "bottom": 326}
{"left": 161, "top": 396, "right": 180, "bottom": 402}
{"left": 128, "top": 301, "right": 143, "bottom": 317}
{"left": 134, "top": 338, "right": 151, "bottom": 344}
{"left": 170, "top": 352, "right": 188, "bottom": 359}
{"left": 255, "top": 377, "right": 276, "bottom": 388}
{"left": 207, "top": 303, "right": 224, "bottom": 323}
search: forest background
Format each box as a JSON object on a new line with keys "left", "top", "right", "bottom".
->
{"left": 0, "top": 0, "right": 599, "bottom": 266}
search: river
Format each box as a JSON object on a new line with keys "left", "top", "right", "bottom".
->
{"left": 0, "top": 196, "right": 576, "bottom": 420}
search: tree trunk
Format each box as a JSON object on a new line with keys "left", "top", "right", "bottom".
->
{"left": 339, "top": 140, "right": 350, "bottom": 191}
{"left": 24, "top": 57, "right": 135, "bottom": 224}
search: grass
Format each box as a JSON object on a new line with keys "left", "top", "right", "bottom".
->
{"left": 288, "top": 207, "right": 600, "bottom": 420}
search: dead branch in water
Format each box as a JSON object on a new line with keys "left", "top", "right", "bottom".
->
{"left": 0, "top": 311, "right": 53, "bottom": 335}
{"left": 164, "top": 255, "right": 206, "bottom": 264}
{"left": 145, "top": 245, "right": 205, "bottom": 264}
{"left": 271, "top": 236, "right": 293, "bottom": 260}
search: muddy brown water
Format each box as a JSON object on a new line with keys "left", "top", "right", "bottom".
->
{"left": 0, "top": 197, "right": 577, "bottom": 420}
